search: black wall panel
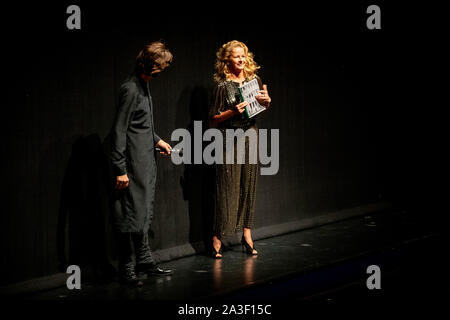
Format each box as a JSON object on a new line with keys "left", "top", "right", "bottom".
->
{"left": 1, "top": 2, "right": 422, "bottom": 285}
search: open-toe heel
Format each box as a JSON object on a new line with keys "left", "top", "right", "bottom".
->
{"left": 241, "top": 236, "right": 258, "bottom": 255}
{"left": 212, "top": 245, "right": 223, "bottom": 259}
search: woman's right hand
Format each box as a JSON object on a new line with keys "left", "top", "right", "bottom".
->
{"left": 212, "top": 101, "right": 248, "bottom": 123}
{"left": 233, "top": 101, "right": 248, "bottom": 114}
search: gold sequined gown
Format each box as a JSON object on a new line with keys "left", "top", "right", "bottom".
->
{"left": 209, "top": 76, "right": 263, "bottom": 235}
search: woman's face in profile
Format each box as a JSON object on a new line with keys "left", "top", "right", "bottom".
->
{"left": 229, "top": 46, "right": 246, "bottom": 73}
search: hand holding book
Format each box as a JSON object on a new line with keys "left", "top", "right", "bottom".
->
{"left": 238, "top": 79, "right": 271, "bottom": 118}
{"left": 255, "top": 84, "right": 271, "bottom": 108}
{"left": 232, "top": 101, "right": 249, "bottom": 115}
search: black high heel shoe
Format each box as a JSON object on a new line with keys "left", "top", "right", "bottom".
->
{"left": 212, "top": 244, "right": 223, "bottom": 259}
{"left": 241, "top": 236, "right": 258, "bottom": 255}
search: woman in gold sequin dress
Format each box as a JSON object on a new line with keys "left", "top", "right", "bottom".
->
{"left": 209, "top": 40, "right": 271, "bottom": 258}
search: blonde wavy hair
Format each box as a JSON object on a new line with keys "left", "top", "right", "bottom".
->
{"left": 213, "top": 40, "right": 260, "bottom": 82}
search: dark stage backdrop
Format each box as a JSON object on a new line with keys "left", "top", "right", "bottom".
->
{"left": 1, "top": 2, "right": 423, "bottom": 285}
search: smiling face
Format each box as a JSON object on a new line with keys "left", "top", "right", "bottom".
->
{"left": 228, "top": 46, "right": 246, "bottom": 75}
{"left": 214, "top": 40, "right": 259, "bottom": 83}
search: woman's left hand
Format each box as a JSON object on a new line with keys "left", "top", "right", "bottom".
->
{"left": 255, "top": 84, "right": 271, "bottom": 108}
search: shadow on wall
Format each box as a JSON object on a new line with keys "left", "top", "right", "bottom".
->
{"left": 56, "top": 134, "right": 117, "bottom": 284}
{"left": 177, "top": 86, "right": 216, "bottom": 253}
{"left": 57, "top": 85, "right": 215, "bottom": 276}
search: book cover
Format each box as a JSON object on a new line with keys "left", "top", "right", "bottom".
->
{"left": 238, "top": 78, "right": 266, "bottom": 118}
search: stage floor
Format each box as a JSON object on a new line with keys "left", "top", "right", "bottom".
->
{"left": 17, "top": 209, "right": 450, "bottom": 303}
{"left": 17, "top": 206, "right": 448, "bottom": 311}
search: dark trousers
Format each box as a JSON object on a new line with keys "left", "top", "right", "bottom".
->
{"left": 117, "top": 232, "right": 155, "bottom": 274}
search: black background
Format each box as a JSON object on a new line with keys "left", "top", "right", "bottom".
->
{"left": 0, "top": 1, "right": 438, "bottom": 286}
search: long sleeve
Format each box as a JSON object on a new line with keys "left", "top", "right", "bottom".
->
{"left": 110, "top": 83, "right": 137, "bottom": 176}
{"left": 153, "top": 133, "right": 161, "bottom": 145}
{"left": 209, "top": 82, "right": 229, "bottom": 119}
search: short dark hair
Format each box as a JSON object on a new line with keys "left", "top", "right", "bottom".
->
{"left": 135, "top": 41, "right": 173, "bottom": 75}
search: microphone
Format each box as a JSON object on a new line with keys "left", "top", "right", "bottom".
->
{"left": 155, "top": 147, "right": 183, "bottom": 156}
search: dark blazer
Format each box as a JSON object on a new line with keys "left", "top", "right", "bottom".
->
{"left": 110, "top": 74, "right": 161, "bottom": 233}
